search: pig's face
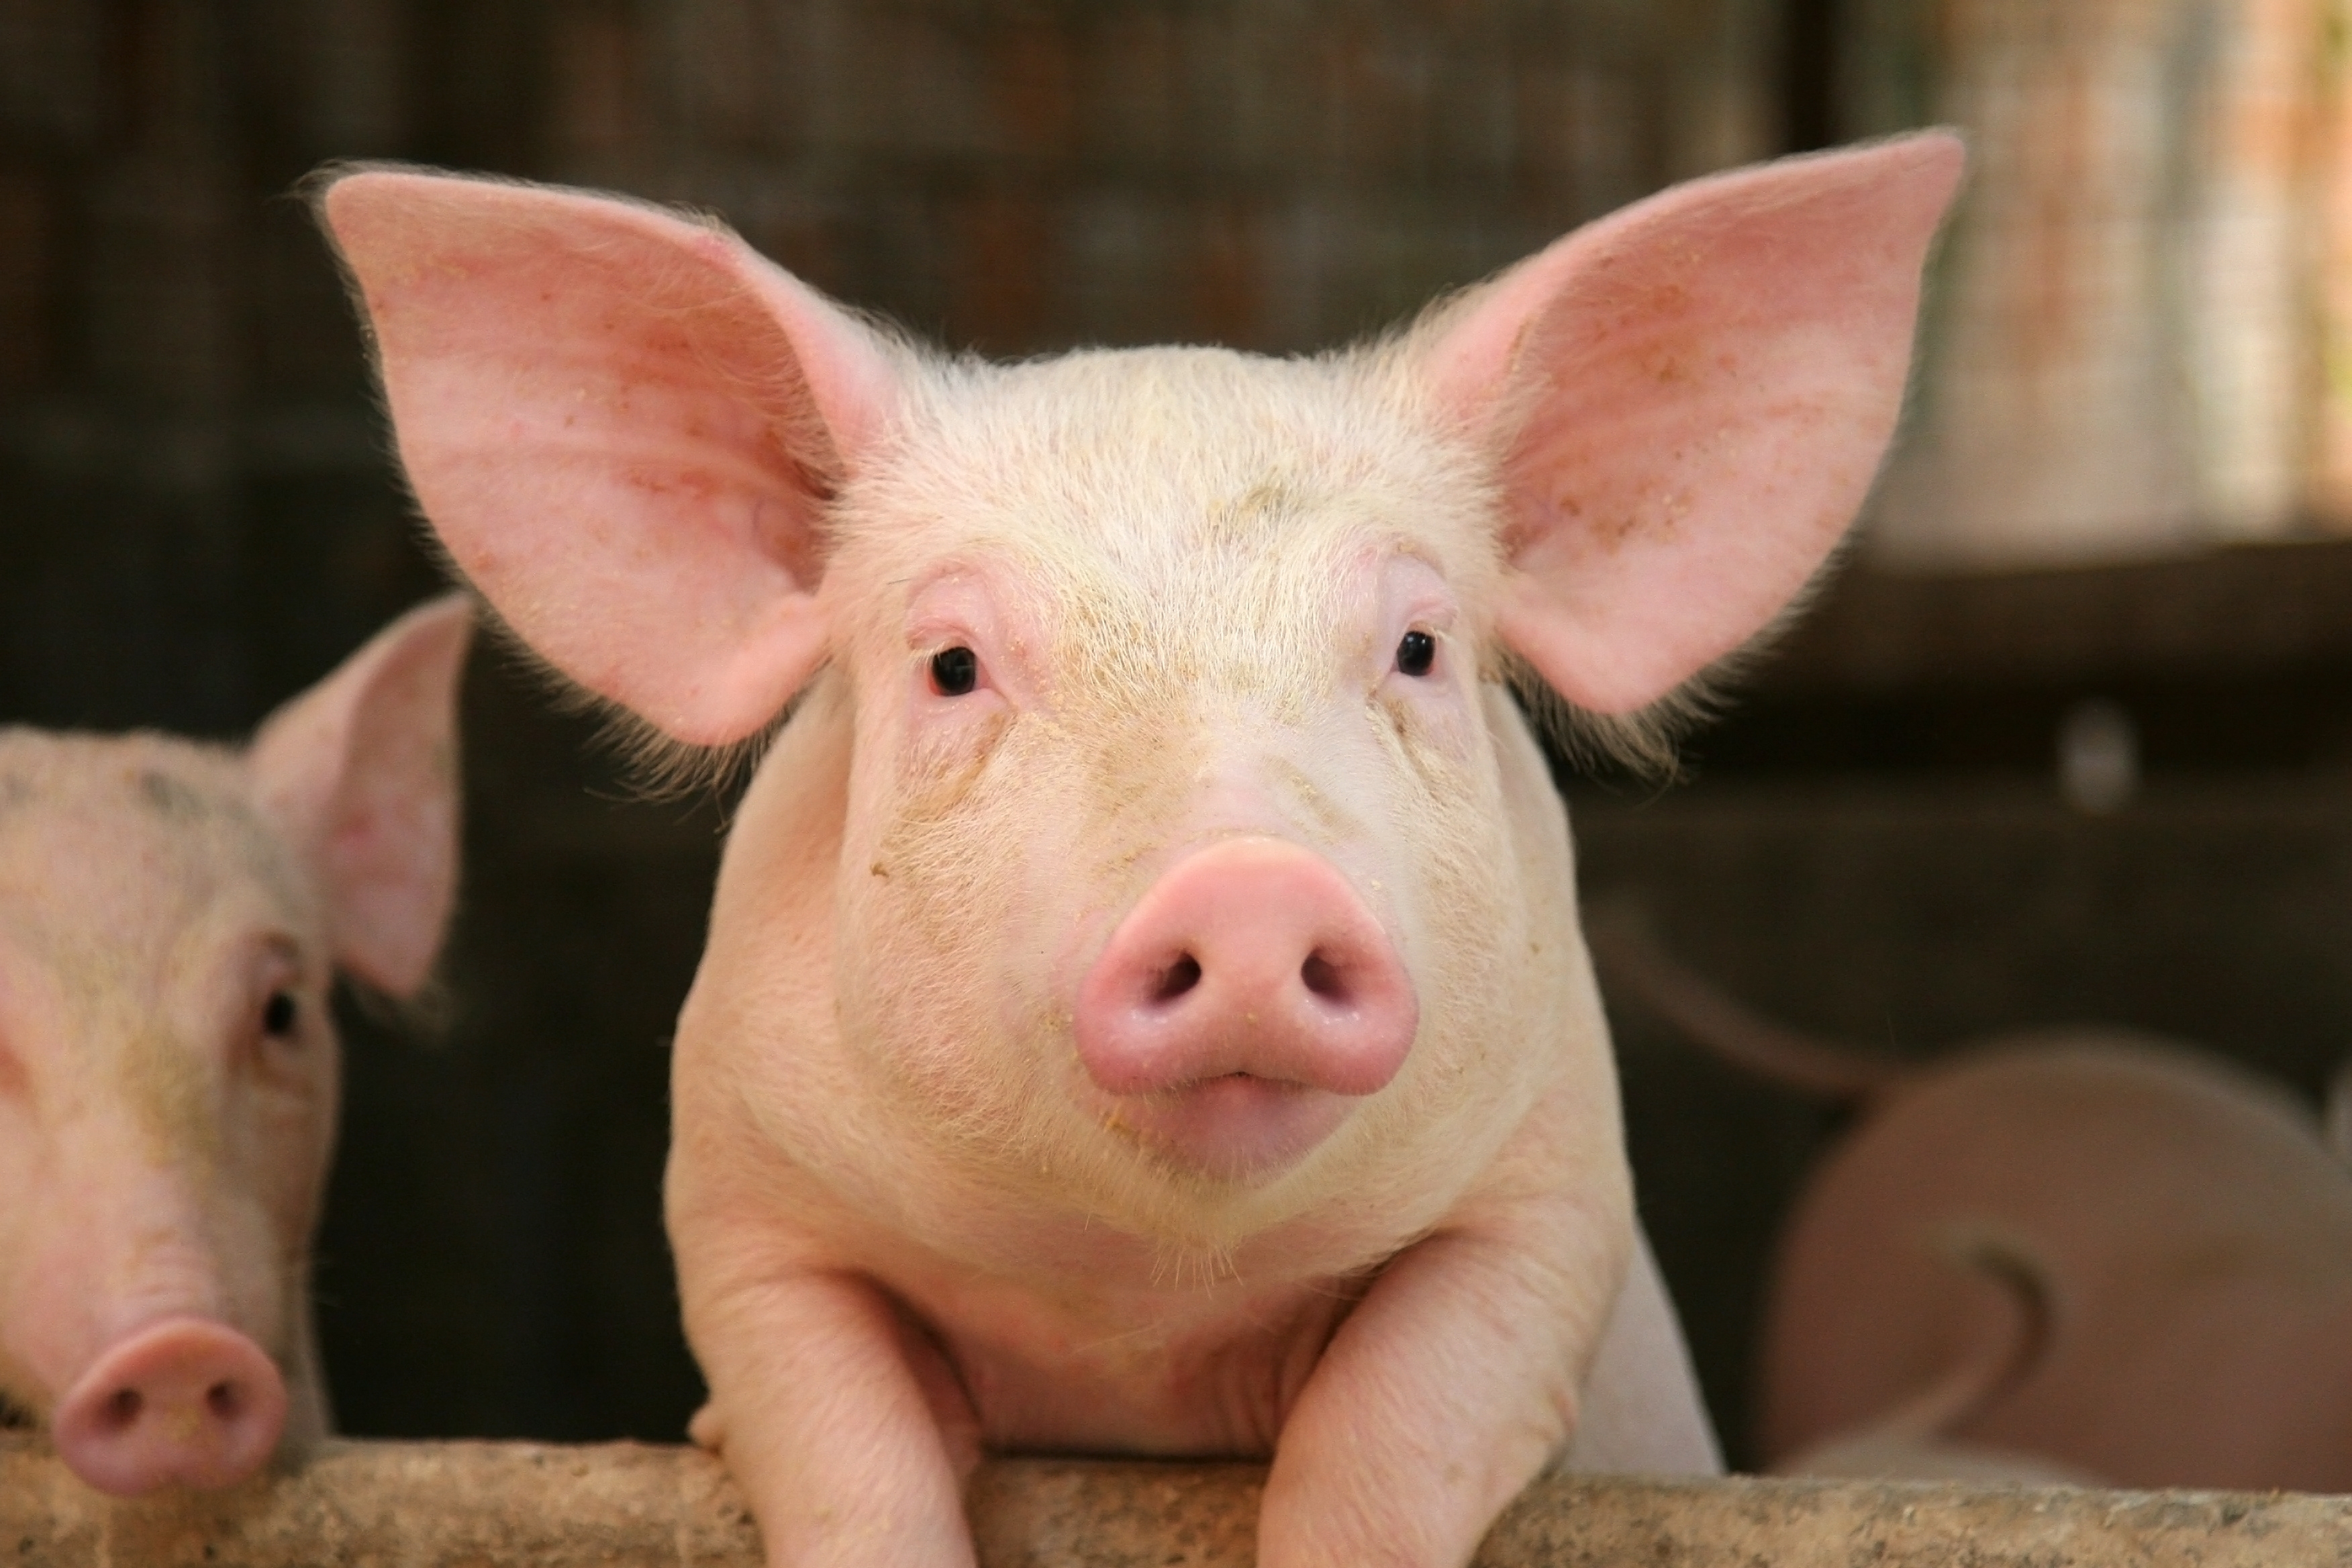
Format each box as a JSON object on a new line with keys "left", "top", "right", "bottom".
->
{"left": 0, "top": 596, "right": 470, "bottom": 1496}
{"left": 822, "top": 350, "right": 1549, "bottom": 1245}
{"left": 0, "top": 734, "right": 337, "bottom": 1439}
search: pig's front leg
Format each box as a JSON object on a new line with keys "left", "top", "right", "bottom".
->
{"left": 687, "top": 1269, "right": 982, "bottom": 1568}
{"left": 1259, "top": 1194, "right": 1628, "bottom": 1568}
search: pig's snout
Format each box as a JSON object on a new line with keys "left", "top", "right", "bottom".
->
{"left": 1075, "top": 838, "right": 1416, "bottom": 1172}
{"left": 50, "top": 1318, "right": 288, "bottom": 1495}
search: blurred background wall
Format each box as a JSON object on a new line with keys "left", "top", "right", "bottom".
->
{"left": 7, "top": 0, "right": 2352, "bottom": 1470}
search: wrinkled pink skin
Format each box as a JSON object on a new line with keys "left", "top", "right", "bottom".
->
{"left": 0, "top": 597, "right": 471, "bottom": 1496}
{"left": 322, "top": 136, "right": 1960, "bottom": 1567}
{"left": 1761, "top": 1034, "right": 2352, "bottom": 1491}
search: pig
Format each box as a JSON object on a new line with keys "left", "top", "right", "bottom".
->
{"left": 1589, "top": 907, "right": 2352, "bottom": 1491}
{"left": 0, "top": 595, "right": 471, "bottom": 1495}
{"left": 316, "top": 134, "right": 1961, "bottom": 1567}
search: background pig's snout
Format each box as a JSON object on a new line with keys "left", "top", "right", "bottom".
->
{"left": 50, "top": 1317, "right": 289, "bottom": 1495}
{"left": 1075, "top": 838, "right": 1417, "bottom": 1103}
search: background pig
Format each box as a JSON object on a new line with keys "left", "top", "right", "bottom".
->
{"left": 0, "top": 595, "right": 471, "bottom": 1496}
{"left": 1592, "top": 909, "right": 2352, "bottom": 1490}
{"left": 319, "top": 134, "right": 1959, "bottom": 1567}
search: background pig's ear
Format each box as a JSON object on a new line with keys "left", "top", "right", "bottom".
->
{"left": 1423, "top": 132, "right": 1963, "bottom": 714}
{"left": 317, "top": 169, "right": 900, "bottom": 744}
{"left": 248, "top": 595, "right": 475, "bottom": 997}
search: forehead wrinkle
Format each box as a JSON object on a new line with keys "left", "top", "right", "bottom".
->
{"left": 1265, "top": 755, "right": 1362, "bottom": 849}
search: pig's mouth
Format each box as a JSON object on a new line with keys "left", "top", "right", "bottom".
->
{"left": 1099, "top": 1071, "right": 1353, "bottom": 1181}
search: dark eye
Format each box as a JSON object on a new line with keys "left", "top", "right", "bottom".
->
{"left": 930, "top": 646, "right": 979, "bottom": 697}
{"left": 1395, "top": 630, "right": 1436, "bottom": 679}
{"left": 262, "top": 991, "right": 299, "bottom": 1039}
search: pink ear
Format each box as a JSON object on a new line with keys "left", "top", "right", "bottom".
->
{"left": 1424, "top": 133, "right": 1965, "bottom": 714}
{"left": 248, "top": 595, "right": 475, "bottom": 997}
{"left": 317, "top": 169, "right": 901, "bottom": 744}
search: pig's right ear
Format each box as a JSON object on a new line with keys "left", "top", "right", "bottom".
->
{"left": 248, "top": 595, "right": 475, "bottom": 999}
{"left": 316, "top": 169, "right": 901, "bottom": 745}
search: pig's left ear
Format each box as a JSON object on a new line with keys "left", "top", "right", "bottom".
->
{"left": 247, "top": 595, "right": 475, "bottom": 997}
{"left": 1422, "top": 133, "right": 1963, "bottom": 714}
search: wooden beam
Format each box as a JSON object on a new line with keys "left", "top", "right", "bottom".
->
{"left": 1759, "top": 541, "right": 2352, "bottom": 694}
{"left": 4, "top": 1434, "right": 2349, "bottom": 1567}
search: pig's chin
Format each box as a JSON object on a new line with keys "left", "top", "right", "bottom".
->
{"left": 1101, "top": 1075, "right": 1351, "bottom": 1183}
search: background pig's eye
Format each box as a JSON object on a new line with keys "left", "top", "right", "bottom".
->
{"left": 1396, "top": 630, "right": 1436, "bottom": 678}
{"left": 262, "top": 991, "right": 299, "bottom": 1038}
{"left": 930, "top": 646, "right": 979, "bottom": 696}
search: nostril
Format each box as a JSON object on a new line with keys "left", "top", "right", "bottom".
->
{"left": 1151, "top": 953, "right": 1202, "bottom": 1005}
{"left": 207, "top": 1381, "right": 242, "bottom": 1422}
{"left": 104, "top": 1388, "right": 142, "bottom": 1432}
{"left": 1300, "top": 949, "right": 1346, "bottom": 1003}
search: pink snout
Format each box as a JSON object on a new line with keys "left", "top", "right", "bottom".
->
{"left": 1075, "top": 838, "right": 1417, "bottom": 1173}
{"left": 50, "top": 1317, "right": 288, "bottom": 1496}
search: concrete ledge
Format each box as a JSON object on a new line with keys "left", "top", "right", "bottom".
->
{"left": 4, "top": 1433, "right": 2349, "bottom": 1566}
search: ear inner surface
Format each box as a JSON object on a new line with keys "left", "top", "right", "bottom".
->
{"left": 321, "top": 171, "right": 899, "bottom": 744}
{"left": 249, "top": 595, "right": 475, "bottom": 997}
{"left": 1431, "top": 133, "right": 1965, "bottom": 715}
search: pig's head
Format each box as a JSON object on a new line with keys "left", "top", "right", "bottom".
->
{"left": 0, "top": 595, "right": 471, "bottom": 1494}
{"left": 320, "top": 140, "right": 1957, "bottom": 1263}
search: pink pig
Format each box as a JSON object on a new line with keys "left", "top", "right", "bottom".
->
{"left": 1759, "top": 1038, "right": 2352, "bottom": 1491}
{"left": 320, "top": 136, "right": 1960, "bottom": 1567}
{"left": 1591, "top": 908, "right": 2352, "bottom": 1491}
{"left": 0, "top": 596, "right": 471, "bottom": 1495}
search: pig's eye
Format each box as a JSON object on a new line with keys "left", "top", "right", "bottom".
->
{"left": 1395, "top": 630, "right": 1436, "bottom": 678}
{"left": 261, "top": 991, "right": 299, "bottom": 1040}
{"left": 930, "top": 646, "right": 979, "bottom": 697}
